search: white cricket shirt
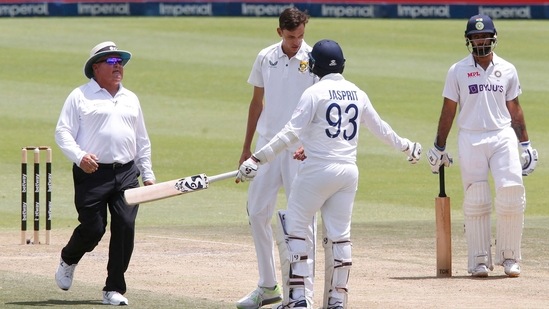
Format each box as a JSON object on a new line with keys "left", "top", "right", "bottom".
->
{"left": 281, "top": 74, "right": 409, "bottom": 163}
{"left": 55, "top": 79, "right": 155, "bottom": 182}
{"left": 442, "top": 53, "right": 522, "bottom": 131}
{"left": 248, "top": 41, "right": 316, "bottom": 140}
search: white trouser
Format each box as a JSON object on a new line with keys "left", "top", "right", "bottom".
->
{"left": 285, "top": 160, "right": 357, "bottom": 242}
{"left": 284, "top": 159, "right": 358, "bottom": 303}
{"left": 458, "top": 127, "right": 525, "bottom": 270}
{"left": 247, "top": 146, "right": 298, "bottom": 288}
{"left": 458, "top": 127, "right": 523, "bottom": 191}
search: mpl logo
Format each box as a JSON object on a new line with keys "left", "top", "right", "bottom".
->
{"left": 467, "top": 71, "right": 481, "bottom": 78}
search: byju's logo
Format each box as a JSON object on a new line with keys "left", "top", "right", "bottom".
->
{"left": 468, "top": 84, "right": 479, "bottom": 94}
{"left": 468, "top": 84, "right": 503, "bottom": 94}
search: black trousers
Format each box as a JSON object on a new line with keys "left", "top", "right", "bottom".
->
{"left": 61, "top": 162, "right": 140, "bottom": 294}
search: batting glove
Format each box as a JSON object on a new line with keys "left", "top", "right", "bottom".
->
{"left": 403, "top": 140, "right": 422, "bottom": 164}
{"left": 236, "top": 157, "right": 259, "bottom": 183}
{"left": 520, "top": 141, "right": 538, "bottom": 176}
{"left": 427, "top": 144, "right": 453, "bottom": 174}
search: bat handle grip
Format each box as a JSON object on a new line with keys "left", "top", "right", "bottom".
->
{"left": 439, "top": 166, "right": 447, "bottom": 198}
{"left": 208, "top": 170, "right": 238, "bottom": 183}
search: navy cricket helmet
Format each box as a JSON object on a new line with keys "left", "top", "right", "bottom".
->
{"left": 465, "top": 14, "right": 497, "bottom": 37}
{"left": 464, "top": 15, "right": 498, "bottom": 57}
{"left": 308, "top": 39, "right": 345, "bottom": 77}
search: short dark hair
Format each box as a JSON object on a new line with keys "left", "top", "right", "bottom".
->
{"left": 279, "top": 7, "right": 309, "bottom": 31}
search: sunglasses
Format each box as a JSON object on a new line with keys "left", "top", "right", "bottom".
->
{"left": 97, "top": 57, "right": 124, "bottom": 65}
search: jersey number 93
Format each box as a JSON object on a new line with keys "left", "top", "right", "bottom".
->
{"left": 325, "top": 103, "right": 358, "bottom": 140}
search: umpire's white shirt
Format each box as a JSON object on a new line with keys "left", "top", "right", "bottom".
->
{"left": 443, "top": 53, "right": 522, "bottom": 131}
{"left": 55, "top": 79, "right": 155, "bottom": 182}
{"left": 248, "top": 41, "right": 316, "bottom": 141}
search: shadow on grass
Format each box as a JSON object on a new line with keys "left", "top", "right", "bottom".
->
{"left": 5, "top": 299, "right": 103, "bottom": 306}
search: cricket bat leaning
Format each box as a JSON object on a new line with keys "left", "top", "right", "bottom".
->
{"left": 124, "top": 170, "right": 238, "bottom": 206}
{"left": 435, "top": 166, "right": 452, "bottom": 277}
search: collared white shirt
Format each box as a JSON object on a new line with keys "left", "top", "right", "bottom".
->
{"left": 248, "top": 40, "right": 317, "bottom": 141}
{"left": 443, "top": 53, "right": 522, "bottom": 131}
{"left": 55, "top": 79, "right": 155, "bottom": 182}
{"left": 281, "top": 73, "right": 408, "bottom": 163}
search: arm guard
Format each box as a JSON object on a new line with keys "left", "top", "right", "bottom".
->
{"left": 254, "top": 129, "right": 299, "bottom": 164}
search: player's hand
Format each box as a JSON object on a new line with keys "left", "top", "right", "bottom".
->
{"left": 235, "top": 157, "right": 259, "bottom": 183}
{"left": 403, "top": 140, "right": 422, "bottom": 164}
{"left": 520, "top": 141, "right": 538, "bottom": 176}
{"left": 427, "top": 145, "right": 453, "bottom": 174}
{"left": 293, "top": 146, "right": 307, "bottom": 161}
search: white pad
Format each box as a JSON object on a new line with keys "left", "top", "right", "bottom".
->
{"left": 276, "top": 210, "right": 311, "bottom": 304}
{"left": 307, "top": 215, "right": 317, "bottom": 303}
{"left": 322, "top": 226, "right": 332, "bottom": 308}
{"left": 495, "top": 185, "right": 525, "bottom": 265}
{"left": 463, "top": 182, "right": 493, "bottom": 272}
{"left": 331, "top": 240, "right": 351, "bottom": 303}
{"left": 276, "top": 211, "right": 291, "bottom": 304}
{"left": 322, "top": 227, "right": 351, "bottom": 309}
{"left": 277, "top": 210, "right": 316, "bottom": 306}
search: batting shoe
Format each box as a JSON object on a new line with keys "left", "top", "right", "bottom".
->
{"left": 471, "top": 264, "right": 489, "bottom": 277}
{"left": 103, "top": 291, "right": 129, "bottom": 306}
{"left": 55, "top": 258, "right": 77, "bottom": 290}
{"left": 273, "top": 296, "right": 310, "bottom": 309}
{"left": 327, "top": 297, "right": 345, "bottom": 309}
{"left": 503, "top": 259, "right": 521, "bottom": 277}
{"left": 236, "top": 285, "right": 282, "bottom": 309}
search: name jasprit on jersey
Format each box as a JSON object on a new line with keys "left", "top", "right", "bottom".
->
{"left": 329, "top": 90, "right": 358, "bottom": 101}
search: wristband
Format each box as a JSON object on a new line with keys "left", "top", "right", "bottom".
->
{"left": 434, "top": 143, "right": 445, "bottom": 152}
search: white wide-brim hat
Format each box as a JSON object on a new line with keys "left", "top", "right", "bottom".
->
{"left": 83, "top": 41, "right": 132, "bottom": 79}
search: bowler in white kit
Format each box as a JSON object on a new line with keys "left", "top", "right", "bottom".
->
{"left": 235, "top": 8, "right": 317, "bottom": 309}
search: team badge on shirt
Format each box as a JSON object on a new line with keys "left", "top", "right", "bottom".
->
{"left": 299, "top": 60, "right": 309, "bottom": 73}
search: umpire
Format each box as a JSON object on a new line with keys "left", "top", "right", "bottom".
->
{"left": 54, "top": 41, "right": 156, "bottom": 306}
